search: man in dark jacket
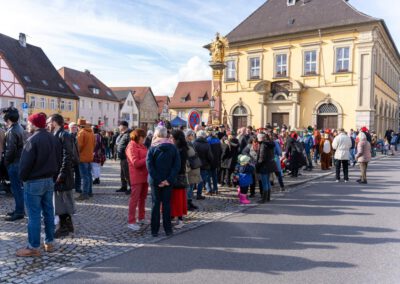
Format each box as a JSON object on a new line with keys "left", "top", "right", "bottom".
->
{"left": 2, "top": 107, "right": 26, "bottom": 222}
{"left": 48, "top": 114, "right": 75, "bottom": 239}
{"left": 115, "top": 121, "right": 131, "bottom": 194}
{"left": 207, "top": 131, "right": 222, "bottom": 195}
{"left": 193, "top": 130, "right": 213, "bottom": 199}
{"left": 16, "top": 113, "right": 61, "bottom": 257}
{"left": 146, "top": 126, "right": 180, "bottom": 237}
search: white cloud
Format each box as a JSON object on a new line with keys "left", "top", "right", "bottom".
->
{"left": 153, "top": 56, "right": 212, "bottom": 96}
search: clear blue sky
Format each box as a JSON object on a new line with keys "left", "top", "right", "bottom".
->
{"left": 1, "top": 0, "right": 398, "bottom": 95}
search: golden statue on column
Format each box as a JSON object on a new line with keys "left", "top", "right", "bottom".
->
{"left": 209, "top": 33, "right": 229, "bottom": 64}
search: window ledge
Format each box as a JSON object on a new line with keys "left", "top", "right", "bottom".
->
{"left": 248, "top": 78, "right": 262, "bottom": 81}
{"left": 225, "top": 80, "right": 238, "bottom": 83}
{"left": 332, "top": 72, "right": 352, "bottom": 75}
{"left": 273, "top": 76, "right": 289, "bottom": 80}
{"left": 301, "top": 74, "right": 319, "bottom": 78}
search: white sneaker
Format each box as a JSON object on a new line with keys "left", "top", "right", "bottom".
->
{"left": 127, "top": 223, "right": 140, "bottom": 231}
{"left": 138, "top": 219, "right": 149, "bottom": 226}
{"left": 336, "top": 180, "right": 340, "bottom": 183}
{"left": 344, "top": 180, "right": 349, "bottom": 183}
{"left": 174, "top": 220, "right": 185, "bottom": 229}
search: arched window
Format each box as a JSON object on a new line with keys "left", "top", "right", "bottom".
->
{"left": 275, "top": 95, "right": 286, "bottom": 101}
{"left": 318, "top": 103, "right": 338, "bottom": 114}
{"left": 233, "top": 106, "right": 247, "bottom": 116}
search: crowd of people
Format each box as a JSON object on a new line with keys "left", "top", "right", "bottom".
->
{"left": 0, "top": 105, "right": 398, "bottom": 257}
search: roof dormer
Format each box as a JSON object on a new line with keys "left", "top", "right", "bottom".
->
{"left": 287, "top": 0, "right": 297, "bottom": 6}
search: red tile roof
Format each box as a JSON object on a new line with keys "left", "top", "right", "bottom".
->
{"left": 58, "top": 67, "right": 119, "bottom": 102}
{"left": 155, "top": 96, "right": 170, "bottom": 114}
{"left": 169, "top": 80, "right": 212, "bottom": 109}
{"left": 110, "top": 87, "right": 152, "bottom": 103}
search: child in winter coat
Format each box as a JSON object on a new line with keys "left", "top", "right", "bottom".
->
{"left": 235, "top": 155, "right": 254, "bottom": 205}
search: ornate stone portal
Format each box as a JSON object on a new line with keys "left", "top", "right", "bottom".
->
{"left": 254, "top": 80, "right": 304, "bottom": 128}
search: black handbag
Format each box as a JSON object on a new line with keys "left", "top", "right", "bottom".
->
{"left": 173, "top": 174, "right": 188, "bottom": 189}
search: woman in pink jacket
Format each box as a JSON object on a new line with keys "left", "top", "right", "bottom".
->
{"left": 126, "top": 129, "right": 148, "bottom": 231}
{"left": 355, "top": 132, "right": 371, "bottom": 184}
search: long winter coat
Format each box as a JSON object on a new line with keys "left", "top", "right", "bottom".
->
{"left": 256, "top": 141, "right": 278, "bottom": 174}
{"left": 332, "top": 133, "right": 352, "bottom": 160}
{"left": 356, "top": 140, "right": 372, "bottom": 163}
{"left": 126, "top": 140, "right": 148, "bottom": 185}
{"left": 186, "top": 144, "right": 201, "bottom": 184}
{"left": 193, "top": 137, "right": 213, "bottom": 171}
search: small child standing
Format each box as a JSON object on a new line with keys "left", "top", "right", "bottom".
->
{"left": 236, "top": 155, "right": 254, "bottom": 205}
{"left": 383, "top": 138, "right": 390, "bottom": 155}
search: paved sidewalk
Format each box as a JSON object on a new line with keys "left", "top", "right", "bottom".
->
{"left": 0, "top": 155, "right": 383, "bottom": 284}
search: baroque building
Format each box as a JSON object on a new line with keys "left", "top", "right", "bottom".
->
{"left": 215, "top": 0, "right": 399, "bottom": 136}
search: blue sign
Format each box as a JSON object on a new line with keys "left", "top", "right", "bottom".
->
{"left": 22, "top": 102, "right": 28, "bottom": 109}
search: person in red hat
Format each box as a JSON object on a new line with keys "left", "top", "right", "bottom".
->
{"left": 16, "top": 113, "right": 61, "bottom": 257}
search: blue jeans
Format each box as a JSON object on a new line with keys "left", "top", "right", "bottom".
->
{"left": 151, "top": 185, "right": 172, "bottom": 235}
{"left": 209, "top": 168, "right": 219, "bottom": 193}
{"left": 197, "top": 170, "right": 211, "bottom": 197}
{"left": 24, "top": 178, "right": 55, "bottom": 249}
{"left": 260, "top": 174, "right": 271, "bottom": 192}
{"left": 7, "top": 162, "right": 24, "bottom": 215}
{"left": 79, "top": 163, "right": 92, "bottom": 196}
{"left": 74, "top": 165, "right": 81, "bottom": 193}
{"left": 187, "top": 184, "right": 195, "bottom": 201}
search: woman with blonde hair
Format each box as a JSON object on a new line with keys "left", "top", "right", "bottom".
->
{"left": 355, "top": 132, "right": 371, "bottom": 184}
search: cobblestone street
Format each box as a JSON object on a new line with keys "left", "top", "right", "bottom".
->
{"left": 0, "top": 160, "right": 342, "bottom": 283}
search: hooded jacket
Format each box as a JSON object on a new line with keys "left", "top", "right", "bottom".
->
{"left": 77, "top": 127, "right": 96, "bottom": 163}
{"left": 126, "top": 140, "right": 148, "bottom": 185}
{"left": 146, "top": 141, "right": 180, "bottom": 187}
{"left": 332, "top": 133, "right": 352, "bottom": 160}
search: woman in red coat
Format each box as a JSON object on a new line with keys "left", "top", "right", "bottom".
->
{"left": 126, "top": 129, "right": 148, "bottom": 231}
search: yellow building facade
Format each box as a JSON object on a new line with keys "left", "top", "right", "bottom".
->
{"left": 26, "top": 92, "right": 78, "bottom": 123}
{"left": 214, "top": 0, "right": 399, "bottom": 137}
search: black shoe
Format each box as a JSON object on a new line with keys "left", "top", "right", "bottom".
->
{"left": 356, "top": 179, "right": 362, "bottom": 183}
{"left": 5, "top": 214, "right": 24, "bottom": 222}
{"left": 187, "top": 201, "right": 198, "bottom": 211}
{"left": 165, "top": 231, "right": 173, "bottom": 236}
{"left": 359, "top": 180, "right": 368, "bottom": 184}
{"left": 259, "top": 192, "right": 267, "bottom": 204}
{"left": 75, "top": 194, "right": 89, "bottom": 201}
{"left": 267, "top": 190, "right": 271, "bottom": 202}
{"left": 152, "top": 233, "right": 159, "bottom": 237}
{"left": 93, "top": 178, "right": 100, "bottom": 185}
{"left": 116, "top": 188, "right": 127, "bottom": 193}
{"left": 88, "top": 193, "right": 93, "bottom": 197}
{"left": 280, "top": 187, "right": 285, "bottom": 192}
{"left": 6, "top": 211, "right": 15, "bottom": 216}
{"left": 75, "top": 190, "right": 82, "bottom": 194}
{"left": 196, "top": 196, "right": 206, "bottom": 200}
{"left": 54, "top": 228, "right": 69, "bottom": 239}
{"left": 125, "top": 189, "right": 131, "bottom": 195}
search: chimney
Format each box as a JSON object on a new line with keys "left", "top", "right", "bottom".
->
{"left": 84, "top": 69, "right": 91, "bottom": 75}
{"left": 19, "top": 33, "right": 26, "bottom": 47}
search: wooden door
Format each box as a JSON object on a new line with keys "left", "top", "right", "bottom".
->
{"left": 317, "top": 115, "right": 338, "bottom": 130}
{"left": 272, "top": 113, "right": 289, "bottom": 127}
{"left": 233, "top": 116, "right": 247, "bottom": 132}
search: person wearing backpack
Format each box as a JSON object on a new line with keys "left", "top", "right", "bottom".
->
{"left": 303, "top": 128, "right": 314, "bottom": 171}
{"left": 332, "top": 128, "right": 352, "bottom": 182}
